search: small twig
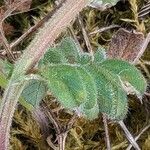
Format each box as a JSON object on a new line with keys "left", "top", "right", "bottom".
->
{"left": 89, "top": 25, "right": 120, "bottom": 35}
{"left": 68, "top": 26, "right": 84, "bottom": 52}
{"left": 126, "top": 123, "right": 150, "bottom": 150}
{"left": 67, "top": 113, "right": 77, "bottom": 130}
{"left": 142, "top": 60, "right": 150, "bottom": 65}
{"left": 0, "top": 24, "right": 15, "bottom": 61}
{"left": 118, "top": 121, "right": 141, "bottom": 150}
{"left": 58, "top": 132, "right": 68, "bottom": 150}
{"left": 46, "top": 136, "right": 59, "bottom": 150}
{"left": 42, "top": 102, "right": 64, "bottom": 150}
{"left": 42, "top": 101, "right": 77, "bottom": 150}
{"left": 4, "top": 0, "right": 12, "bottom": 6}
{"left": 42, "top": 102, "right": 61, "bottom": 135}
{"left": 0, "top": 0, "right": 32, "bottom": 62}
{"left": 0, "top": 2, "right": 58, "bottom": 52}
{"left": 103, "top": 114, "right": 111, "bottom": 150}
{"left": 10, "top": 1, "right": 49, "bottom": 16}
{"left": 77, "top": 14, "right": 94, "bottom": 59}
{"left": 59, "top": 114, "right": 77, "bottom": 150}
{"left": 144, "top": 92, "right": 150, "bottom": 97}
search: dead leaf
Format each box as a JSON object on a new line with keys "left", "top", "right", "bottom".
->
{"left": 107, "top": 28, "right": 145, "bottom": 63}
{"left": 12, "top": 0, "right": 32, "bottom": 12}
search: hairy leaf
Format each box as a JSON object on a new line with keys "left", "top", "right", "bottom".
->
{"left": 41, "top": 64, "right": 88, "bottom": 109}
{"left": 39, "top": 37, "right": 81, "bottom": 67}
{"left": 78, "top": 53, "right": 92, "bottom": 64}
{"left": 94, "top": 46, "right": 107, "bottom": 63}
{"left": 101, "top": 59, "right": 147, "bottom": 96}
{"left": 59, "top": 37, "right": 81, "bottom": 63}
{"left": 39, "top": 48, "right": 67, "bottom": 65}
{"left": 86, "top": 64, "right": 128, "bottom": 120}
{"left": 79, "top": 101, "right": 99, "bottom": 120}
{"left": 89, "top": 0, "right": 118, "bottom": 8}
{"left": 0, "top": 72, "right": 7, "bottom": 89}
{"left": 38, "top": 38, "right": 147, "bottom": 121}
{"left": 0, "top": 59, "right": 14, "bottom": 78}
{"left": 21, "top": 80, "right": 47, "bottom": 109}
{"left": 76, "top": 66, "right": 97, "bottom": 109}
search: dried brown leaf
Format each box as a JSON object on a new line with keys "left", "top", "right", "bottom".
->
{"left": 12, "top": 0, "right": 32, "bottom": 12}
{"left": 107, "top": 28, "right": 145, "bottom": 63}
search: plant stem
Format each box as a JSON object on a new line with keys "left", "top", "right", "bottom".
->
{"left": 0, "top": 0, "right": 88, "bottom": 149}
{"left": 0, "top": 81, "right": 27, "bottom": 150}
{"left": 102, "top": 114, "right": 111, "bottom": 150}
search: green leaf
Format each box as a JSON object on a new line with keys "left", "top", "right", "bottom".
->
{"left": 86, "top": 64, "right": 128, "bottom": 120}
{"left": 76, "top": 66, "right": 97, "bottom": 109}
{"left": 38, "top": 37, "right": 147, "bottom": 121}
{"left": 0, "top": 72, "right": 8, "bottom": 88}
{"left": 39, "top": 48, "right": 67, "bottom": 65}
{"left": 101, "top": 59, "right": 147, "bottom": 96}
{"left": 79, "top": 101, "right": 99, "bottom": 120}
{"left": 41, "top": 64, "right": 88, "bottom": 109}
{"left": 0, "top": 59, "right": 14, "bottom": 78}
{"left": 94, "top": 46, "right": 106, "bottom": 63}
{"left": 74, "top": 66, "right": 99, "bottom": 119}
{"left": 21, "top": 79, "right": 47, "bottom": 110}
{"left": 102, "top": 0, "right": 118, "bottom": 5}
{"left": 39, "top": 37, "right": 81, "bottom": 67}
{"left": 78, "top": 53, "right": 92, "bottom": 64}
{"left": 0, "top": 59, "right": 13, "bottom": 89}
{"left": 59, "top": 37, "right": 81, "bottom": 63}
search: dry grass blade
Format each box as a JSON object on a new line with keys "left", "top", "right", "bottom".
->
{"left": 41, "top": 102, "right": 77, "bottom": 150}
{"left": 89, "top": 25, "right": 120, "bottom": 35}
{"left": 126, "top": 123, "right": 150, "bottom": 150}
{"left": 138, "top": 1, "right": 150, "bottom": 18}
{"left": 77, "top": 14, "right": 94, "bottom": 58}
{"left": 0, "top": 24, "right": 15, "bottom": 61}
{"left": 118, "top": 121, "right": 141, "bottom": 150}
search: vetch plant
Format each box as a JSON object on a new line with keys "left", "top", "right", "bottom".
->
{"left": 38, "top": 37, "right": 147, "bottom": 120}
{"left": 1, "top": 37, "right": 146, "bottom": 120}
{"left": 0, "top": 36, "right": 147, "bottom": 149}
{"left": 0, "top": 0, "right": 147, "bottom": 149}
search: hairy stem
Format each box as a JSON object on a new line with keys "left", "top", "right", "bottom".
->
{"left": 0, "top": 0, "right": 88, "bottom": 149}
{"left": 0, "top": 81, "right": 27, "bottom": 150}
{"left": 102, "top": 114, "right": 111, "bottom": 150}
